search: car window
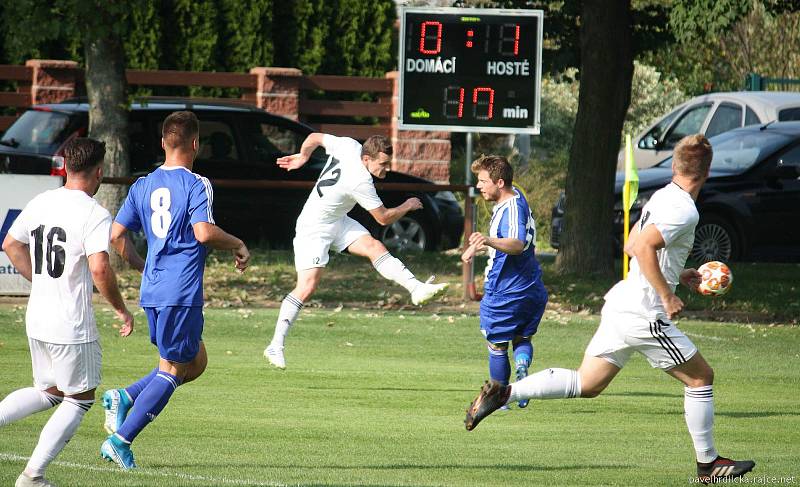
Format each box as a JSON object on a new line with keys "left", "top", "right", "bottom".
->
{"left": 778, "top": 107, "right": 800, "bottom": 122}
{"left": 128, "top": 119, "right": 154, "bottom": 174}
{"left": 745, "top": 106, "right": 760, "bottom": 126}
{"left": 243, "top": 119, "right": 327, "bottom": 168}
{"left": 0, "top": 110, "right": 73, "bottom": 154}
{"left": 657, "top": 129, "right": 796, "bottom": 173}
{"left": 705, "top": 103, "right": 743, "bottom": 138}
{"left": 777, "top": 144, "right": 800, "bottom": 167}
{"left": 639, "top": 106, "right": 682, "bottom": 150}
{"left": 196, "top": 121, "right": 238, "bottom": 162}
{"left": 662, "top": 103, "right": 712, "bottom": 149}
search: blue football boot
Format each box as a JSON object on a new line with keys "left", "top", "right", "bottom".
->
{"left": 102, "top": 388, "right": 133, "bottom": 434}
{"left": 515, "top": 364, "right": 530, "bottom": 408}
{"left": 100, "top": 435, "right": 137, "bottom": 470}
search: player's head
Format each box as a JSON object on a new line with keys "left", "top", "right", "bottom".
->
{"left": 162, "top": 111, "right": 200, "bottom": 160}
{"left": 63, "top": 137, "right": 106, "bottom": 195}
{"left": 471, "top": 155, "right": 513, "bottom": 201}
{"left": 361, "top": 135, "right": 393, "bottom": 179}
{"left": 672, "top": 134, "right": 712, "bottom": 182}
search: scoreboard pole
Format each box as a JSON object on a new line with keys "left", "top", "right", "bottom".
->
{"left": 463, "top": 132, "right": 476, "bottom": 300}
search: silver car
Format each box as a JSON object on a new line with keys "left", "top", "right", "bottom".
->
{"left": 621, "top": 91, "right": 800, "bottom": 169}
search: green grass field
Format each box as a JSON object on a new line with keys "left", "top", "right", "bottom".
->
{"left": 1, "top": 304, "right": 798, "bottom": 486}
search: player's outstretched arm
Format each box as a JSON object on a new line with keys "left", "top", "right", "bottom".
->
{"left": 369, "top": 197, "right": 423, "bottom": 226}
{"left": 110, "top": 222, "right": 145, "bottom": 272}
{"left": 192, "top": 222, "right": 250, "bottom": 272}
{"left": 276, "top": 132, "right": 326, "bottom": 171}
{"left": 88, "top": 251, "right": 134, "bottom": 336}
{"left": 2, "top": 234, "right": 32, "bottom": 281}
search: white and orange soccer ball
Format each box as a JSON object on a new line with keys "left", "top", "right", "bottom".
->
{"left": 697, "top": 261, "right": 733, "bottom": 296}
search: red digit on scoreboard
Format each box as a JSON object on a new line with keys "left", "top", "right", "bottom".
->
{"left": 472, "top": 87, "right": 495, "bottom": 120}
{"left": 419, "top": 21, "right": 442, "bottom": 55}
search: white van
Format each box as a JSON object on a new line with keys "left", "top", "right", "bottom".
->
{"left": 621, "top": 91, "right": 800, "bottom": 169}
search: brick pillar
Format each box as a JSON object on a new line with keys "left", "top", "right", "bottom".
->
{"left": 247, "top": 67, "right": 302, "bottom": 120}
{"left": 25, "top": 59, "right": 80, "bottom": 105}
{"left": 385, "top": 71, "right": 451, "bottom": 184}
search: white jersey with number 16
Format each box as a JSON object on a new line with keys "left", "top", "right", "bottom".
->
{"left": 8, "top": 187, "right": 112, "bottom": 344}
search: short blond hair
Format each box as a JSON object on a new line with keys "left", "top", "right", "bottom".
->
{"left": 673, "top": 134, "right": 712, "bottom": 180}
{"left": 471, "top": 155, "right": 513, "bottom": 185}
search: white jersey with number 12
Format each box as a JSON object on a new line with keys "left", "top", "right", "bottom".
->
{"left": 296, "top": 135, "right": 383, "bottom": 230}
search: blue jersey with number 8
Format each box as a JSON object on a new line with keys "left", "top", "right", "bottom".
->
{"left": 115, "top": 166, "right": 214, "bottom": 307}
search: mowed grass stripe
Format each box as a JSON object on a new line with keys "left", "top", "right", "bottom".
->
{"left": 1, "top": 306, "right": 798, "bottom": 486}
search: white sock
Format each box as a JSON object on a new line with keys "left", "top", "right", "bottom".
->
{"left": 685, "top": 385, "right": 718, "bottom": 463}
{"left": 0, "top": 388, "right": 62, "bottom": 426}
{"left": 25, "top": 397, "right": 93, "bottom": 477}
{"left": 372, "top": 252, "right": 422, "bottom": 293}
{"left": 507, "top": 368, "right": 582, "bottom": 403}
{"left": 269, "top": 294, "right": 303, "bottom": 348}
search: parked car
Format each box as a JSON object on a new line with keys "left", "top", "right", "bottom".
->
{"left": 0, "top": 98, "right": 463, "bottom": 252}
{"left": 552, "top": 122, "right": 800, "bottom": 262}
{"left": 623, "top": 91, "right": 800, "bottom": 169}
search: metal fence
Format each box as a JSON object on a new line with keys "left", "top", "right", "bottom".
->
{"left": 745, "top": 73, "right": 800, "bottom": 92}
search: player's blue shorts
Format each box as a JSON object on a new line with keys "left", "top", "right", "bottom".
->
{"left": 144, "top": 306, "right": 204, "bottom": 363}
{"left": 480, "top": 281, "right": 548, "bottom": 344}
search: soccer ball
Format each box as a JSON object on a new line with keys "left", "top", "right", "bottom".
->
{"left": 697, "top": 261, "right": 733, "bottom": 296}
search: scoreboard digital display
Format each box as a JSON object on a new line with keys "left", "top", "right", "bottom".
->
{"left": 399, "top": 7, "right": 543, "bottom": 134}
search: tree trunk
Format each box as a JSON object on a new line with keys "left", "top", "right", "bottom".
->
{"left": 555, "top": 0, "right": 634, "bottom": 277}
{"left": 85, "top": 31, "right": 129, "bottom": 270}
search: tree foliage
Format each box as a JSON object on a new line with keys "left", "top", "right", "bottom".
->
{"left": 0, "top": 0, "right": 394, "bottom": 78}
{"left": 649, "top": 0, "right": 800, "bottom": 94}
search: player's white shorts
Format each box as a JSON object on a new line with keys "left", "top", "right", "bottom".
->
{"left": 585, "top": 306, "right": 697, "bottom": 370}
{"left": 28, "top": 338, "right": 102, "bottom": 395}
{"left": 293, "top": 216, "right": 370, "bottom": 271}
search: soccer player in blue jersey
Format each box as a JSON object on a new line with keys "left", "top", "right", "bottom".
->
{"left": 98, "top": 111, "right": 250, "bottom": 469}
{"left": 461, "top": 155, "right": 548, "bottom": 408}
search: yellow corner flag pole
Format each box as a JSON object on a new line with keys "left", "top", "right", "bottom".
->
{"left": 622, "top": 134, "right": 639, "bottom": 279}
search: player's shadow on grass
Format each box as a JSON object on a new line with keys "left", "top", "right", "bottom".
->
{"left": 716, "top": 411, "right": 800, "bottom": 418}
{"left": 605, "top": 391, "right": 679, "bottom": 398}
{"left": 260, "top": 463, "right": 634, "bottom": 472}
{"left": 307, "top": 386, "right": 476, "bottom": 393}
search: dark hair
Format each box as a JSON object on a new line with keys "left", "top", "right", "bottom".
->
{"left": 63, "top": 137, "right": 105, "bottom": 174}
{"left": 162, "top": 111, "right": 199, "bottom": 149}
{"left": 673, "top": 134, "right": 713, "bottom": 181}
{"left": 361, "top": 135, "right": 393, "bottom": 159}
{"left": 471, "top": 154, "right": 513, "bottom": 186}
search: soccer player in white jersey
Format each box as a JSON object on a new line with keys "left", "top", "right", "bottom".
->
{"left": 461, "top": 156, "right": 547, "bottom": 409}
{"left": 264, "top": 133, "right": 448, "bottom": 369}
{"left": 0, "top": 138, "right": 134, "bottom": 487}
{"left": 464, "top": 135, "right": 755, "bottom": 483}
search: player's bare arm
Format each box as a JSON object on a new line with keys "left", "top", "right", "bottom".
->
{"left": 469, "top": 232, "right": 525, "bottom": 255}
{"left": 1, "top": 234, "right": 32, "bottom": 281}
{"left": 88, "top": 251, "right": 134, "bottom": 337}
{"left": 277, "top": 132, "right": 325, "bottom": 171}
{"left": 192, "top": 222, "right": 250, "bottom": 272}
{"left": 110, "top": 222, "right": 145, "bottom": 272}
{"left": 680, "top": 268, "right": 702, "bottom": 292}
{"left": 630, "top": 224, "right": 684, "bottom": 318}
{"left": 368, "top": 197, "right": 423, "bottom": 226}
{"left": 623, "top": 220, "right": 642, "bottom": 257}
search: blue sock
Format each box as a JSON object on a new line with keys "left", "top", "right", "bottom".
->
{"left": 488, "top": 345, "right": 511, "bottom": 385}
{"left": 125, "top": 368, "right": 158, "bottom": 402}
{"left": 117, "top": 371, "right": 181, "bottom": 443}
{"left": 514, "top": 341, "right": 533, "bottom": 370}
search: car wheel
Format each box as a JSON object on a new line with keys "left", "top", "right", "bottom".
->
{"left": 380, "top": 216, "right": 428, "bottom": 253}
{"left": 690, "top": 216, "right": 741, "bottom": 263}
